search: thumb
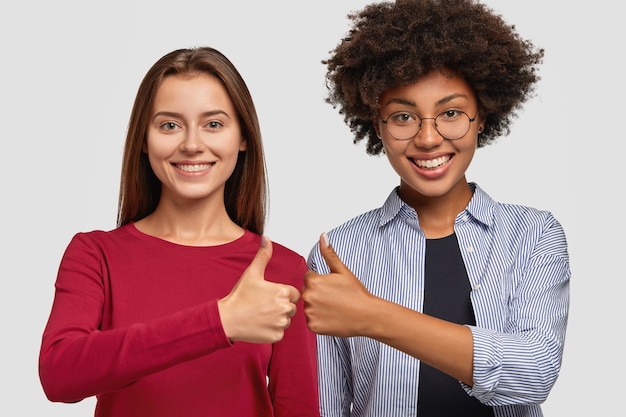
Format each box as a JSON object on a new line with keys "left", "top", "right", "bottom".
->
{"left": 243, "top": 235, "right": 273, "bottom": 279}
{"left": 318, "top": 232, "right": 350, "bottom": 274}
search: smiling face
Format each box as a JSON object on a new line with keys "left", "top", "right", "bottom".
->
{"left": 377, "top": 70, "right": 484, "bottom": 207}
{"left": 144, "top": 73, "right": 246, "bottom": 205}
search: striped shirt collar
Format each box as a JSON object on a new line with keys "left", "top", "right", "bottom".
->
{"left": 379, "top": 182, "right": 496, "bottom": 228}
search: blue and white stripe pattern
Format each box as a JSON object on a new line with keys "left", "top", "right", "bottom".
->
{"left": 307, "top": 183, "right": 570, "bottom": 417}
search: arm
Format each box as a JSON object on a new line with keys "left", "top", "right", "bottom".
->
{"left": 39, "top": 234, "right": 299, "bottom": 403}
{"left": 304, "top": 213, "right": 570, "bottom": 406}
{"left": 467, "top": 214, "right": 570, "bottom": 405}
{"left": 303, "top": 233, "right": 474, "bottom": 385}
{"left": 39, "top": 233, "right": 231, "bottom": 402}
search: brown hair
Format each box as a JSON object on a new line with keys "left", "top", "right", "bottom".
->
{"left": 116, "top": 47, "right": 267, "bottom": 234}
{"left": 324, "top": 0, "right": 545, "bottom": 155}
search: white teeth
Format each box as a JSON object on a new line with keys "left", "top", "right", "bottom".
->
{"left": 415, "top": 156, "right": 450, "bottom": 168}
{"left": 177, "top": 163, "right": 212, "bottom": 172}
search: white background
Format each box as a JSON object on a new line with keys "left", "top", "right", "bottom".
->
{"left": 0, "top": 1, "right": 622, "bottom": 415}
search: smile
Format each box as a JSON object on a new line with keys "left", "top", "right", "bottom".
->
{"left": 413, "top": 155, "right": 451, "bottom": 169}
{"left": 175, "top": 163, "right": 214, "bottom": 172}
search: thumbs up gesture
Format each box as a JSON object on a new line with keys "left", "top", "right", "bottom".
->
{"left": 218, "top": 236, "right": 300, "bottom": 344}
{"left": 302, "top": 233, "right": 376, "bottom": 338}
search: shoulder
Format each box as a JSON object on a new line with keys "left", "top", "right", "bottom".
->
{"left": 327, "top": 188, "right": 406, "bottom": 246}
{"left": 57, "top": 225, "right": 138, "bottom": 273}
{"left": 306, "top": 205, "right": 388, "bottom": 272}
{"left": 494, "top": 201, "right": 564, "bottom": 234}
{"left": 241, "top": 231, "right": 303, "bottom": 261}
{"left": 471, "top": 183, "right": 564, "bottom": 230}
{"left": 470, "top": 185, "right": 568, "bottom": 252}
{"left": 269, "top": 239, "right": 306, "bottom": 265}
{"left": 331, "top": 207, "right": 383, "bottom": 234}
{"left": 493, "top": 203, "right": 568, "bottom": 255}
{"left": 66, "top": 224, "right": 137, "bottom": 248}
{"left": 244, "top": 231, "right": 307, "bottom": 282}
{"left": 61, "top": 224, "right": 166, "bottom": 266}
{"left": 328, "top": 188, "right": 401, "bottom": 237}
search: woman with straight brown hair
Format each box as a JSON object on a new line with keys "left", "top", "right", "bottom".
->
{"left": 39, "top": 46, "right": 319, "bottom": 417}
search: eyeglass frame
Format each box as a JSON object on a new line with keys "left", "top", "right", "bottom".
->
{"left": 379, "top": 109, "right": 479, "bottom": 141}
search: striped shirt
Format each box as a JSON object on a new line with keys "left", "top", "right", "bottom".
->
{"left": 307, "top": 183, "right": 570, "bottom": 417}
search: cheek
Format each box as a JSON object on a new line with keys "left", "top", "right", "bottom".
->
{"left": 453, "top": 138, "right": 478, "bottom": 167}
{"left": 144, "top": 132, "right": 174, "bottom": 157}
{"left": 145, "top": 150, "right": 162, "bottom": 178}
{"left": 381, "top": 139, "right": 409, "bottom": 173}
{"left": 381, "top": 137, "right": 405, "bottom": 158}
{"left": 143, "top": 137, "right": 171, "bottom": 173}
{"left": 458, "top": 136, "right": 478, "bottom": 154}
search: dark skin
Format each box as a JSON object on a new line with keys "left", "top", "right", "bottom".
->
{"left": 303, "top": 71, "right": 485, "bottom": 385}
{"left": 306, "top": 0, "right": 547, "bottom": 397}
{"left": 304, "top": 233, "right": 475, "bottom": 385}
{"left": 399, "top": 181, "right": 473, "bottom": 238}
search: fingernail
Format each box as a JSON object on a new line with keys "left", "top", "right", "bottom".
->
{"left": 322, "top": 232, "right": 329, "bottom": 247}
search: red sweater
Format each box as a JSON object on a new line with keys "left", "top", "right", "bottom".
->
{"left": 39, "top": 224, "right": 319, "bottom": 417}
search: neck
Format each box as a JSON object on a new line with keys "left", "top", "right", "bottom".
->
{"left": 399, "top": 180, "right": 473, "bottom": 239}
{"left": 134, "top": 195, "right": 244, "bottom": 246}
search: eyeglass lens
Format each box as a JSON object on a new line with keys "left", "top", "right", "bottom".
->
{"left": 384, "top": 110, "right": 472, "bottom": 140}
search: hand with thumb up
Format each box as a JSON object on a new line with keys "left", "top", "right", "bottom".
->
{"left": 218, "top": 236, "right": 301, "bottom": 344}
{"left": 302, "top": 233, "right": 377, "bottom": 338}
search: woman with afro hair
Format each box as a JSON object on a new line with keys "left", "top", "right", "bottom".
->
{"left": 302, "top": 1, "right": 570, "bottom": 416}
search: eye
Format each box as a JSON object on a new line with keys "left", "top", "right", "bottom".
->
{"left": 438, "top": 109, "right": 464, "bottom": 121}
{"left": 205, "top": 120, "right": 224, "bottom": 130}
{"left": 389, "top": 111, "right": 418, "bottom": 125}
{"left": 160, "top": 121, "right": 179, "bottom": 131}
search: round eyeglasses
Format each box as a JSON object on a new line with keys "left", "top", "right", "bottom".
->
{"left": 381, "top": 109, "right": 477, "bottom": 141}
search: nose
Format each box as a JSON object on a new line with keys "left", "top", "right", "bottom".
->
{"left": 179, "top": 128, "right": 203, "bottom": 153}
{"left": 412, "top": 117, "right": 443, "bottom": 149}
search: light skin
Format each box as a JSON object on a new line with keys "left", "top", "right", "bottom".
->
{"left": 135, "top": 73, "right": 300, "bottom": 344}
{"left": 303, "top": 70, "right": 485, "bottom": 385}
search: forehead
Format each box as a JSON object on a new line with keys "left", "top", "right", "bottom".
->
{"left": 380, "top": 71, "right": 476, "bottom": 110}
{"left": 152, "top": 73, "right": 234, "bottom": 112}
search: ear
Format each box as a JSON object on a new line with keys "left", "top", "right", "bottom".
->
{"left": 239, "top": 136, "right": 247, "bottom": 152}
{"left": 373, "top": 120, "right": 383, "bottom": 140}
{"left": 142, "top": 141, "right": 148, "bottom": 153}
{"left": 478, "top": 117, "right": 486, "bottom": 134}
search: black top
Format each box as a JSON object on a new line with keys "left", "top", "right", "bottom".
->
{"left": 417, "top": 233, "right": 494, "bottom": 417}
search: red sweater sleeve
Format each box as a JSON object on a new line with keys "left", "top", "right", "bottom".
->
{"left": 39, "top": 232, "right": 232, "bottom": 403}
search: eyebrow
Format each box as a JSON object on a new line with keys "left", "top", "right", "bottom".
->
{"left": 384, "top": 93, "right": 470, "bottom": 108}
{"left": 152, "top": 110, "right": 232, "bottom": 120}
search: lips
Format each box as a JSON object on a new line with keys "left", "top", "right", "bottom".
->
{"left": 175, "top": 163, "right": 214, "bottom": 172}
{"left": 412, "top": 155, "right": 451, "bottom": 169}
